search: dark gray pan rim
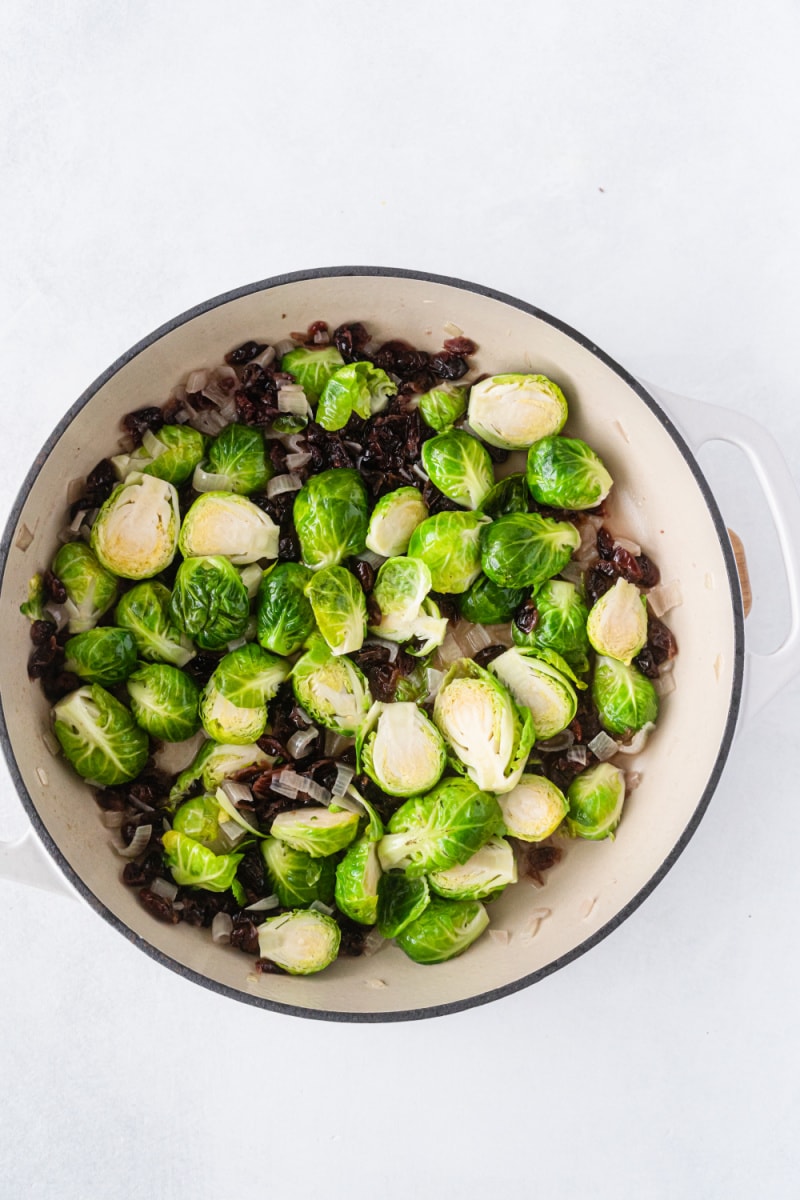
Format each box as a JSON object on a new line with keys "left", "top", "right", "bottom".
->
{"left": 0, "top": 266, "right": 745, "bottom": 1022}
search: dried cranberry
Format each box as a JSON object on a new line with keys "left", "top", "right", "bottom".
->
{"left": 336, "top": 913, "right": 369, "bottom": 956}
{"left": 139, "top": 888, "right": 180, "bottom": 923}
{"left": 428, "top": 351, "right": 468, "bottom": 381}
{"left": 27, "top": 637, "right": 59, "bottom": 679}
{"left": 255, "top": 957, "right": 288, "bottom": 975}
{"left": 443, "top": 336, "right": 477, "bottom": 356}
{"left": 123, "top": 407, "right": 164, "bottom": 444}
{"left": 230, "top": 916, "right": 260, "bottom": 955}
{"left": 332, "top": 322, "right": 371, "bottom": 362}
{"left": 351, "top": 645, "right": 391, "bottom": 670}
{"left": 373, "top": 340, "right": 430, "bottom": 379}
{"left": 421, "top": 479, "right": 461, "bottom": 514}
{"left": 368, "top": 662, "right": 401, "bottom": 702}
{"left": 347, "top": 558, "right": 375, "bottom": 593}
{"left": 226, "top": 340, "right": 267, "bottom": 365}
{"left": 633, "top": 648, "right": 659, "bottom": 678}
{"left": 636, "top": 554, "right": 661, "bottom": 589}
{"left": 586, "top": 562, "right": 617, "bottom": 605}
{"left": 597, "top": 527, "right": 615, "bottom": 560}
{"left": 513, "top": 839, "right": 563, "bottom": 885}
{"left": 647, "top": 614, "right": 678, "bottom": 663}
{"left": 30, "top": 619, "right": 56, "bottom": 646}
{"left": 611, "top": 545, "right": 643, "bottom": 582}
{"left": 40, "top": 669, "right": 81, "bottom": 702}
{"left": 514, "top": 596, "right": 539, "bottom": 634}
{"left": 473, "top": 644, "right": 506, "bottom": 668}
{"left": 238, "top": 847, "right": 267, "bottom": 894}
{"left": 183, "top": 651, "right": 223, "bottom": 687}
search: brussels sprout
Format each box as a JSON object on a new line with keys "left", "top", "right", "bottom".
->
{"left": 210, "top": 644, "right": 291, "bottom": 707}
{"left": 291, "top": 637, "right": 371, "bottom": 735}
{"left": 480, "top": 513, "right": 581, "bottom": 589}
{"left": 126, "top": 664, "right": 201, "bottom": 742}
{"left": 52, "top": 543, "right": 118, "bottom": 633}
{"left": 526, "top": 435, "right": 613, "bottom": 511}
{"left": 395, "top": 897, "right": 490, "bottom": 964}
{"left": 316, "top": 362, "right": 397, "bottom": 431}
{"left": 497, "top": 773, "right": 568, "bottom": 841}
{"left": 63, "top": 627, "right": 138, "bottom": 685}
{"left": 261, "top": 837, "right": 337, "bottom": 909}
{"left": 392, "top": 661, "right": 430, "bottom": 703}
{"left": 418, "top": 383, "right": 468, "bottom": 432}
{"left": 172, "top": 794, "right": 221, "bottom": 847}
{"left": 368, "top": 556, "right": 446, "bottom": 653}
{"left": 586, "top": 577, "right": 648, "bottom": 665}
{"left": 377, "top": 777, "right": 502, "bottom": 876}
{"left": 428, "top": 835, "right": 517, "bottom": 900}
{"left": 169, "top": 739, "right": 273, "bottom": 804}
{"left": 194, "top": 424, "right": 271, "bottom": 495}
{"left": 365, "top": 487, "right": 429, "bottom": 558}
{"left": 19, "top": 574, "right": 45, "bottom": 623}
{"left": 566, "top": 762, "right": 626, "bottom": 840}
{"left": 199, "top": 682, "right": 266, "bottom": 744}
{"left": 334, "top": 835, "right": 382, "bottom": 925}
{"left": 489, "top": 647, "right": 578, "bottom": 740}
{"left": 433, "top": 659, "right": 534, "bottom": 793}
{"left": 52, "top": 684, "right": 149, "bottom": 786}
{"left": 359, "top": 702, "right": 447, "bottom": 797}
{"left": 270, "top": 806, "right": 360, "bottom": 858}
{"left": 460, "top": 574, "right": 526, "bottom": 624}
{"left": 112, "top": 425, "right": 206, "bottom": 486}
{"left": 162, "top": 830, "right": 243, "bottom": 891}
{"left": 256, "top": 562, "right": 315, "bottom": 657}
{"left": 512, "top": 579, "right": 590, "bottom": 672}
{"left": 115, "top": 581, "right": 195, "bottom": 667}
{"left": 256, "top": 909, "right": 341, "bottom": 975}
{"left": 91, "top": 473, "right": 180, "bottom": 580}
{"left": 407, "top": 510, "right": 489, "bottom": 594}
{"left": 294, "top": 468, "right": 369, "bottom": 571}
{"left": 280, "top": 345, "right": 345, "bottom": 404}
{"left": 421, "top": 430, "right": 494, "bottom": 510}
{"left": 306, "top": 565, "right": 367, "bottom": 656}
{"left": 467, "top": 373, "right": 568, "bottom": 450}
{"left": 478, "top": 473, "right": 530, "bottom": 520}
{"left": 592, "top": 655, "right": 659, "bottom": 735}
{"left": 179, "top": 492, "right": 279, "bottom": 565}
{"left": 169, "top": 556, "right": 250, "bottom": 650}
{"left": 377, "top": 872, "right": 430, "bottom": 938}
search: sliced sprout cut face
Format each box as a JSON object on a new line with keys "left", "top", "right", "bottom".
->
{"left": 365, "top": 487, "right": 429, "bottom": 558}
{"left": 360, "top": 702, "right": 447, "bottom": 797}
{"left": 428, "top": 835, "right": 517, "bottom": 901}
{"left": 291, "top": 638, "right": 371, "bottom": 735}
{"left": 586, "top": 577, "right": 648, "bottom": 665}
{"left": 91, "top": 473, "right": 180, "bottom": 580}
{"left": 498, "top": 773, "right": 568, "bottom": 842}
{"left": 489, "top": 647, "right": 578, "bottom": 741}
{"left": 179, "top": 491, "right": 279, "bottom": 564}
{"left": 467, "top": 373, "right": 568, "bottom": 450}
{"left": 270, "top": 806, "right": 361, "bottom": 858}
{"left": 257, "top": 910, "right": 341, "bottom": 975}
{"left": 199, "top": 681, "right": 267, "bottom": 744}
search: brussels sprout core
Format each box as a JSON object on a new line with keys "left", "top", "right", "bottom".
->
{"left": 586, "top": 577, "right": 648, "bottom": 664}
{"left": 467, "top": 374, "right": 568, "bottom": 450}
{"left": 91, "top": 473, "right": 180, "bottom": 580}
{"left": 497, "top": 773, "right": 568, "bottom": 841}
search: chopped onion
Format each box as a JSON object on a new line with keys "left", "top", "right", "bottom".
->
{"left": 141, "top": 428, "right": 168, "bottom": 459}
{"left": 219, "top": 819, "right": 247, "bottom": 847}
{"left": 114, "top": 824, "right": 152, "bottom": 858}
{"left": 287, "top": 726, "right": 319, "bottom": 759}
{"left": 566, "top": 744, "right": 591, "bottom": 767}
{"left": 285, "top": 451, "right": 312, "bottom": 470}
{"left": 193, "top": 465, "right": 234, "bottom": 492}
{"left": 216, "top": 786, "right": 263, "bottom": 837}
{"left": 250, "top": 345, "right": 276, "bottom": 369}
{"left": 313, "top": 328, "right": 330, "bottom": 345}
{"left": 294, "top": 704, "right": 312, "bottom": 723}
{"left": 15, "top": 523, "right": 34, "bottom": 551}
{"left": 309, "top": 899, "right": 334, "bottom": 916}
{"left": 489, "top": 928, "right": 511, "bottom": 946}
{"left": 185, "top": 369, "right": 209, "bottom": 394}
{"left": 614, "top": 536, "right": 642, "bottom": 556}
{"left": 559, "top": 561, "right": 584, "bottom": 587}
{"left": 42, "top": 730, "right": 61, "bottom": 757}
{"left": 304, "top": 778, "right": 332, "bottom": 805}
{"left": 412, "top": 464, "right": 429, "bottom": 483}
{"left": 273, "top": 338, "right": 297, "bottom": 358}
{"left": 588, "top": 731, "right": 619, "bottom": 762}
{"left": 358, "top": 549, "right": 386, "bottom": 569}
{"left": 67, "top": 477, "right": 85, "bottom": 504}
{"left": 434, "top": 634, "right": 464, "bottom": 667}
{"left": 277, "top": 387, "right": 309, "bottom": 416}
{"left": 654, "top": 671, "right": 676, "bottom": 697}
{"left": 245, "top": 894, "right": 280, "bottom": 912}
{"left": 425, "top": 667, "right": 445, "bottom": 700}
{"left": 226, "top": 636, "right": 248, "bottom": 651}
{"left": 538, "top": 730, "right": 574, "bottom": 753}
{"left": 283, "top": 432, "right": 307, "bottom": 454}
{"left": 332, "top": 763, "right": 355, "bottom": 797}
{"left": 330, "top": 792, "right": 362, "bottom": 815}
{"left": 269, "top": 770, "right": 304, "bottom": 798}
{"left": 150, "top": 876, "right": 179, "bottom": 902}
{"left": 100, "top": 810, "right": 125, "bottom": 829}
{"left": 456, "top": 621, "right": 494, "bottom": 655}
{"left": 362, "top": 927, "right": 388, "bottom": 957}
{"left": 614, "top": 722, "right": 656, "bottom": 755}
{"left": 211, "top": 912, "right": 233, "bottom": 945}
{"left": 324, "top": 731, "right": 355, "bottom": 758}
{"left": 625, "top": 770, "right": 642, "bottom": 792}
{"left": 648, "top": 578, "right": 684, "bottom": 616}
{"left": 443, "top": 320, "right": 464, "bottom": 337}
{"left": 183, "top": 403, "right": 228, "bottom": 435}
{"left": 221, "top": 780, "right": 254, "bottom": 806}
{"left": 266, "top": 472, "right": 303, "bottom": 498}
{"left": 153, "top": 729, "right": 207, "bottom": 775}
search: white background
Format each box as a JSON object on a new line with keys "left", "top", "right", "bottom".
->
{"left": 2, "top": 3, "right": 799, "bottom": 1198}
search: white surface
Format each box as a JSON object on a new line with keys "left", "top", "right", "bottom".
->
{"left": 1, "top": 3, "right": 799, "bottom": 1197}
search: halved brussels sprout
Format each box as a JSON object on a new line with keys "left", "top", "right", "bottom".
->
{"left": 63, "top": 627, "right": 138, "bottom": 685}
{"left": 91, "top": 473, "right": 180, "bottom": 580}
{"left": 20, "top": 574, "right": 45, "bottom": 623}
{"left": 418, "top": 383, "right": 468, "bottom": 432}
{"left": 194, "top": 424, "right": 271, "bottom": 495}
{"left": 294, "top": 468, "right": 369, "bottom": 571}
{"left": 480, "top": 513, "right": 580, "bottom": 589}
{"left": 421, "top": 430, "right": 494, "bottom": 510}
{"left": 256, "top": 909, "right": 341, "bottom": 975}
{"left": 169, "top": 556, "right": 250, "bottom": 650}
{"left": 586, "top": 578, "right": 648, "bottom": 664}
{"left": 270, "top": 806, "right": 360, "bottom": 858}
{"left": 306, "top": 564, "right": 367, "bottom": 656}
{"left": 334, "top": 835, "right": 382, "bottom": 925}
{"left": 468, "top": 373, "right": 568, "bottom": 450}
{"left": 162, "top": 830, "right": 243, "bottom": 891}
{"left": 395, "top": 897, "right": 489, "bottom": 964}
{"left": 126, "top": 664, "right": 201, "bottom": 742}
{"left": 365, "top": 487, "right": 429, "bottom": 558}
{"left": 497, "top": 773, "right": 568, "bottom": 841}
{"left": 478, "top": 473, "right": 530, "bottom": 519}
{"left": 52, "top": 543, "right": 118, "bottom": 633}
{"left": 261, "top": 837, "right": 337, "bottom": 909}
{"left": 169, "top": 739, "right": 273, "bottom": 805}
{"left": 368, "top": 556, "right": 446, "bottom": 653}
{"left": 360, "top": 702, "right": 447, "bottom": 797}
{"left": 433, "top": 659, "right": 534, "bottom": 793}
{"left": 179, "top": 492, "right": 279, "bottom": 564}
{"left": 378, "top": 776, "right": 502, "bottom": 876}
{"left": 172, "top": 794, "right": 221, "bottom": 847}
{"left": 280, "top": 345, "right": 345, "bottom": 404}
{"left": 316, "top": 362, "right": 397, "bottom": 430}
{"left": 526, "top": 435, "right": 613, "bottom": 511}
{"left": 112, "top": 425, "right": 206, "bottom": 486}
{"left": 377, "top": 872, "right": 430, "bottom": 938}
{"left": 52, "top": 684, "right": 149, "bottom": 786}
{"left": 407, "top": 510, "right": 489, "bottom": 594}
{"left": 256, "top": 562, "right": 315, "bottom": 657}
{"left": 592, "top": 655, "right": 659, "bottom": 735}
{"left": 512, "top": 579, "right": 589, "bottom": 672}
{"left": 489, "top": 647, "right": 577, "bottom": 740}
{"left": 291, "top": 637, "right": 371, "bottom": 735}
{"left": 566, "top": 762, "right": 626, "bottom": 840}
{"left": 460, "top": 574, "right": 526, "bottom": 625}
{"left": 199, "top": 684, "right": 266, "bottom": 745}
{"left": 428, "top": 835, "right": 517, "bottom": 900}
{"left": 210, "top": 644, "right": 291, "bottom": 707}
{"left": 115, "top": 581, "right": 195, "bottom": 667}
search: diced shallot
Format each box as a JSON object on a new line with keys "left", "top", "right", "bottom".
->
{"left": 266, "top": 473, "right": 303, "bottom": 499}
{"left": 566, "top": 744, "right": 591, "bottom": 767}
{"left": 42, "top": 730, "right": 61, "bottom": 757}
{"left": 654, "top": 672, "right": 676, "bottom": 697}
{"left": 309, "top": 899, "right": 334, "bottom": 916}
{"left": 648, "top": 579, "right": 684, "bottom": 616}
{"left": 363, "top": 636, "right": 399, "bottom": 661}
{"left": 273, "top": 338, "right": 297, "bottom": 358}
{"left": 614, "top": 536, "right": 642, "bottom": 556}
{"left": 332, "top": 763, "right": 355, "bottom": 797}
{"left": 285, "top": 451, "right": 312, "bottom": 471}
{"left": 588, "top": 731, "right": 619, "bottom": 762}
{"left": 221, "top": 780, "right": 254, "bottom": 806}
{"left": 114, "top": 824, "right": 152, "bottom": 858}
{"left": 538, "top": 730, "right": 574, "bottom": 753}
{"left": 150, "top": 876, "right": 179, "bottom": 903}
{"left": 211, "top": 912, "right": 233, "bottom": 945}
{"left": 269, "top": 770, "right": 306, "bottom": 798}
{"left": 614, "top": 722, "right": 656, "bottom": 755}
{"left": 276, "top": 386, "right": 309, "bottom": 416}
{"left": 287, "top": 726, "right": 319, "bottom": 759}
{"left": 244, "top": 894, "right": 280, "bottom": 912}
{"left": 185, "top": 369, "right": 209, "bottom": 394}
{"left": 219, "top": 819, "right": 247, "bottom": 847}
{"left": 358, "top": 549, "right": 386, "bottom": 569}
{"left": 100, "top": 810, "right": 125, "bottom": 829}
{"left": 362, "top": 927, "right": 388, "bottom": 957}
{"left": 324, "top": 731, "right": 355, "bottom": 758}
{"left": 425, "top": 667, "right": 445, "bottom": 700}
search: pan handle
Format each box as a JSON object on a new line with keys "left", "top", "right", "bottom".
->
{"left": 0, "top": 827, "right": 76, "bottom": 898}
{"left": 644, "top": 382, "right": 800, "bottom": 723}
